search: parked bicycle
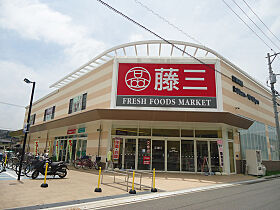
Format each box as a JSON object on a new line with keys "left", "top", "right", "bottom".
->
{"left": 0, "top": 160, "right": 4, "bottom": 173}
{"left": 74, "top": 156, "right": 100, "bottom": 170}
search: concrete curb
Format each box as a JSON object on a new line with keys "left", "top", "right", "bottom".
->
{"left": 264, "top": 174, "right": 280, "bottom": 179}
{"left": 8, "top": 176, "right": 280, "bottom": 210}
{"left": 6, "top": 191, "right": 153, "bottom": 210}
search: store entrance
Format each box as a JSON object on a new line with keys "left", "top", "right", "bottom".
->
{"left": 167, "top": 141, "right": 180, "bottom": 171}
{"left": 152, "top": 140, "right": 165, "bottom": 171}
{"left": 138, "top": 138, "right": 151, "bottom": 170}
{"left": 124, "top": 138, "right": 136, "bottom": 169}
{"left": 197, "top": 141, "right": 209, "bottom": 172}
{"left": 181, "top": 140, "right": 195, "bottom": 172}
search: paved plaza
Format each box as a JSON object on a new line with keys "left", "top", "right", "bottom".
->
{"left": 0, "top": 168, "right": 257, "bottom": 209}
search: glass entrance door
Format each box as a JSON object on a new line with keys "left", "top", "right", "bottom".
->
{"left": 167, "top": 141, "right": 180, "bottom": 171}
{"left": 210, "top": 141, "right": 220, "bottom": 172}
{"left": 181, "top": 140, "right": 195, "bottom": 172}
{"left": 197, "top": 141, "right": 209, "bottom": 172}
{"left": 124, "top": 138, "right": 136, "bottom": 169}
{"left": 152, "top": 140, "right": 165, "bottom": 171}
{"left": 138, "top": 138, "right": 151, "bottom": 170}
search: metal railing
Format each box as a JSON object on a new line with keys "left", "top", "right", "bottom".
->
{"left": 101, "top": 169, "right": 153, "bottom": 192}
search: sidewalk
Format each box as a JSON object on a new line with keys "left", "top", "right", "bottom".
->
{"left": 0, "top": 169, "right": 257, "bottom": 209}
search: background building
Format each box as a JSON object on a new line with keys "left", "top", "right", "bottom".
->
{"left": 23, "top": 40, "right": 280, "bottom": 174}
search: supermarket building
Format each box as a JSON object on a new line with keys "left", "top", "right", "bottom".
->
{"left": 24, "top": 40, "right": 280, "bottom": 174}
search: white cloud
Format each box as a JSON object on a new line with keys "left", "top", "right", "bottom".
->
{"left": 0, "top": 60, "right": 49, "bottom": 130}
{"left": 0, "top": 0, "right": 108, "bottom": 130}
{"left": 0, "top": 0, "right": 105, "bottom": 66}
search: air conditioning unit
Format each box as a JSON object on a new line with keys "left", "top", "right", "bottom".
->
{"left": 246, "top": 150, "right": 264, "bottom": 176}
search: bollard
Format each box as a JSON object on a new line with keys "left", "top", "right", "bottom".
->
{"left": 94, "top": 167, "right": 102, "bottom": 192}
{"left": 2, "top": 154, "right": 7, "bottom": 172}
{"left": 151, "top": 168, "right": 157, "bottom": 192}
{"left": 129, "top": 171, "right": 136, "bottom": 194}
{"left": 41, "top": 162, "right": 49, "bottom": 188}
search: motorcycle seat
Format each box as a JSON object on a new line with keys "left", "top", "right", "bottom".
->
{"left": 50, "top": 161, "right": 64, "bottom": 167}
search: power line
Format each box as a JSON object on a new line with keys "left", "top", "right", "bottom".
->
{"left": 242, "top": 0, "right": 280, "bottom": 44}
{"left": 231, "top": 0, "right": 280, "bottom": 52}
{"left": 96, "top": 0, "right": 273, "bottom": 102}
{"left": 134, "top": 0, "right": 204, "bottom": 46}
{"left": 222, "top": 0, "right": 274, "bottom": 51}
{"left": 0, "top": 101, "right": 25, "bottom": 108}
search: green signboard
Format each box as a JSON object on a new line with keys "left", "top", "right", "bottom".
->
{"left": 78, "top": 127, "right": 86, "bottom": 133}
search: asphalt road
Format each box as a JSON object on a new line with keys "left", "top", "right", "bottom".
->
{"left": 104, "top": 177, "right": 280, "bottom": 210}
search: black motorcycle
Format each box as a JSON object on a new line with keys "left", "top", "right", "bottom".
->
{"left": 31, "top": 159, "right": 68, "bottom": 179}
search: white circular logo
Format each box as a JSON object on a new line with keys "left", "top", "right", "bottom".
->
{"left": 125, "top": 67, "right": 151, "bottom": 91}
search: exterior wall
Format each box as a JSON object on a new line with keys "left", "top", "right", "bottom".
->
{"left": 28, "top": 131, "right": 48, "bottom": 154}
{"left": 84, "top": 121, "right": 110, "bottom": 162}
{"left": 220, "top": 61, "right": 280, "bottom": 162}
{"left": 24, "top": 60, "right": 113, "bottom": 127}
{"left": 221, "top": 61, "right": 275, "bottom": 126}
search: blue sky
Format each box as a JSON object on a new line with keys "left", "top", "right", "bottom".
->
{"left": 0, "top": 0, "right": 280, "bottom": 130}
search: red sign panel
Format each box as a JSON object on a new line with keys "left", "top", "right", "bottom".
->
{"left": 143, "top": 156, "right": 151, "bottom": 165}
{"left": 116, "top": 63, "right": 217, "bottom": 108}
{"left": 67, "top": 129, "right": 76, "bottom": 135}
{"left": 113, "top": 138, "right": 121, "bottom": 160}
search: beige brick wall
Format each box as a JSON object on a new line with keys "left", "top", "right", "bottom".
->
{"left": 24, "top": 60, "right": 113, "bottom": 126}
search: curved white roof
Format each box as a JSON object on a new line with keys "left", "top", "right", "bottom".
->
{"left": 49, "top": 40, "right": 269, "bottom": 95}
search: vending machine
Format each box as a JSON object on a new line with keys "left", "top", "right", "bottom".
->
{"left": 246, "top": 150, "right": 265, "bottom": 176}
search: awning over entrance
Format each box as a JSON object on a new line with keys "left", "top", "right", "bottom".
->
{"left": 30, "top": 109, "right": 253, "bottom": 133}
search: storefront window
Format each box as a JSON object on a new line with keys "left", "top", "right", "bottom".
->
{"left": 138, "top": 128, "right": 151, "bottom": 136}
{"left": 81, "top": 140, "right": 87, "bottom": 157}
{"left": 181, "top": 130, "right": 194, "bottom": 137}
{"left": 268, "top": 125, "right": 279, "bottom": 161}
{"left": 76, "top": 140, "right": 82, "bottom": 159}
{"left": 152, "top": 129, "right": 179, "bottom": 137}
{"left": 52, "top": 140, "right": 57, "bottom": 157}
{"left": 228, "top": 142, "right": 235, "bottom": 173}
{"left": 195, "top": 130, "right": 221, "bottom": 138}
{"left": 112, "top": 128, "right": 137, "bottom": 136}
{"left": 228, "top": 131, "right": 233, "bottom": 140}
{"left": 71, "top": 140, "right": 77, "bottom": 162}
{"left": 240, "top": 121, "right": 269, "bottom": 160}
{"left": 181, "top": 140, "right": 195, "bottom": 172}
{"left": 59, "top": 140, "right": 67, "bottom": 161}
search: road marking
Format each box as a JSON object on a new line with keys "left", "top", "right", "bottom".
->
{"left": 48, "top": 183, "right": 238, "bottom": 210}
{"left": 4, "top": 171, "right": 18, "bottom": 179}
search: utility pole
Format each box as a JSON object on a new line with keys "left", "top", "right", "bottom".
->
{"left": 267, "top": 52, "right": 280, "bottom": 160}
